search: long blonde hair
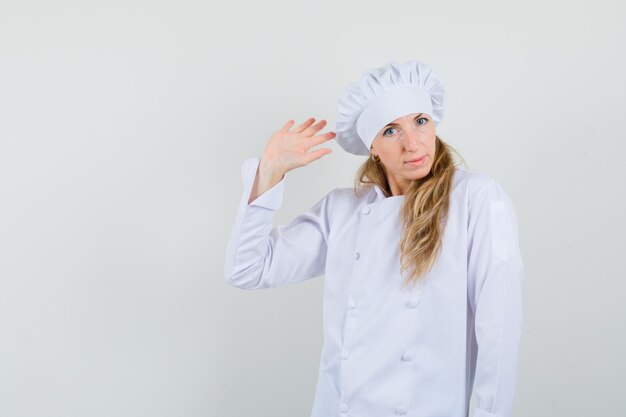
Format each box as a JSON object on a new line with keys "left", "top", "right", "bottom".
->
{"left": 353, "top": 136, "right": 466, "bottom": 289}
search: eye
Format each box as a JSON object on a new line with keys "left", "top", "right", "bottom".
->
{"left": 383, "top": 127, "right": 397, "bottom": 136}
{"left": 416, "top": 117, "right": 428, "bottom": 125}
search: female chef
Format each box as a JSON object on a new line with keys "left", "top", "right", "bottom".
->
{"left": 224, "top": 59, "right": 524, "bottom": 417}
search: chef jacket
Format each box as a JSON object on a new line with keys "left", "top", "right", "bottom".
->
{"left": 224, "top": 156, "right": 524, "bottom": 417}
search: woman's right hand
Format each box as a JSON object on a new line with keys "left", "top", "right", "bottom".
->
{"left": 260, "top": 117, "right": 336, "bottom": 176}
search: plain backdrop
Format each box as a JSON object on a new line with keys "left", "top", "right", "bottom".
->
{"left": 1, "top": 0, "right": 625, "bottom": 416}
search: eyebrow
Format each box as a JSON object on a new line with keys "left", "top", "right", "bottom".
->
{"left": 385, "top": 113, "right": 425, "bottom": 128}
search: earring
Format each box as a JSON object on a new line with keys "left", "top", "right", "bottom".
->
{"left": 370, "top": 153, "right": 380, "bottom": 162}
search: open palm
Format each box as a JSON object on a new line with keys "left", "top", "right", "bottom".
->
{"left": 262, "top": 117, "right": 336, "bottom": 175}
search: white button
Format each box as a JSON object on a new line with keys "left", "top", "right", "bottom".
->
{"left": 347, "top": 298, "right": 356, "bottom": 309}
{"left": 341, "top": 349, "right": 350, "bottom": 359}
{"left": 401, "top": 352, "right": 415, "bottom": 361}
{"left": 361, "top": 206, "right": 370, "bottom": 215}
{"left": 354, "top": 251, "right": 360, "bottom": 260}
{"left": 340, "top": 402, "right": 350, "bottom": 412}
{"left": 407, "top": 297, "right": 420, "bottom": 308}
{"left": 394, "top": 405, "right": 408, "bottom": 415}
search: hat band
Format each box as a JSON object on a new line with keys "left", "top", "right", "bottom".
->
{"left": 355, "top": 86, "right": 433, "bottom": 150}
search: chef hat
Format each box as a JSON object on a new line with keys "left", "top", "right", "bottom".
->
{"left": 334, "top": 59, "right": 445, "bottom": 156}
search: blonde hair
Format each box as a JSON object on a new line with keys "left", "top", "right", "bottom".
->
{"left": 353, "top": 136, "right": 467, "bottom": 289}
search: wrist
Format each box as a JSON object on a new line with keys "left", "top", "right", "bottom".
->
{"left": 259, "top": 158, "right": 286, "bottom": 182}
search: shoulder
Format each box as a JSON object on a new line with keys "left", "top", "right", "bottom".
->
{"left": 319, "top": 185, "right": 373, "bottom": 224}
{"left": 323, "top": 186, "right": 368, "bottom": 208}
{"left": 451, "top": 167, "right": 519, "bottom": 240}
{"left": 451, "top": 166, "right": 512, "bottom": 204}
{"left": 306, "top": 186, "right": 360, "bottom": 215}
{"left": 452, "top": 166, "right": 496, "bottom": 194}
{"left": 330, "top": 185, "right": 376, "bottom": 206}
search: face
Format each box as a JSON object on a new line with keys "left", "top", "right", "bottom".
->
{"left": 370, "top": 112, "right": 437, "bottom": 196}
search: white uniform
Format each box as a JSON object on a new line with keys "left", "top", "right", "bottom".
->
{"left": 224, "top": 156, "right": 524, "bottom": 417}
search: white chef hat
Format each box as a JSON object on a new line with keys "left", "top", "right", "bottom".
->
{"left": 334, "top": 59, "right": 445, "bottom": 156}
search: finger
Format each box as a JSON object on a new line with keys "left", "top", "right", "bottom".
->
{"left": 302, "top": 119, "right": 329, "bottom": 136}
{"left": 308, "top": 131, "right": 336, "bottom": 147}
{"left": 281, "top": 119, "right": 295, "bottom": 131}
{"left": 291, "top": 117, "right": 316, "bottom": 134}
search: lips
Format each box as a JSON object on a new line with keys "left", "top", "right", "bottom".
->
{"left": 405, "top": 156, "right": 426, "bottom": 163}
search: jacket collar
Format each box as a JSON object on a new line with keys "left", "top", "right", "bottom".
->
{"left": 372, "top": 184, "right": 406, "bottom": 202}
{"left": 373, "top": 184, "right": 386, "bottom": 200}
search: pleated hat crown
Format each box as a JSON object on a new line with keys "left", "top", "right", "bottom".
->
{"left": 334, "top": 59, "right": 445, "bottom": 156}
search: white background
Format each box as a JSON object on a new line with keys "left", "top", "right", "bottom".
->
{"left": 1, "top": 0, "right": 624, "bottom": 416}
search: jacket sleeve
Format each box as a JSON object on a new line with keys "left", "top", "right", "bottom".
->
{"left": 223, "top": 156, "right": 332, "bottom": 290}
{"left": 467, "top": 177, "right": 524, "bottom": 417}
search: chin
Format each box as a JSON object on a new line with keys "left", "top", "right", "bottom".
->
{"left": 412, "top": 172, "right": 430, "bottom": 181}
{"left": 407, "top": 165, "right": 432, "bottom": 179}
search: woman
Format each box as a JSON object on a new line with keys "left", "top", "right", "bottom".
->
{"left": 224, "top": 59, "right": 524, "bottom": 417}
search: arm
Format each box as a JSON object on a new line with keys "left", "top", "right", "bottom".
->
{"left": 467, "top": 178, "right": 524, "bottom": 417}
{"left": 223, "top": 156, "right": 332, "bottom": 290}
{"left": 248, "top": 156, "right": 286, "bottom": 204}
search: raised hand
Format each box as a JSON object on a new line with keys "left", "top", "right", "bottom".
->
{"left": 247, "top": 117, "right": 335, "bottom": 204}
{"left": 261, "top": 117, "right": 336, "bottom": 176}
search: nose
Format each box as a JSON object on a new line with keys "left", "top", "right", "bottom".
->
{"left": 402, "top": 126, "right": 420, "bottom": 150}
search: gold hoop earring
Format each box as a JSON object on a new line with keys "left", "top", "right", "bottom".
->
{"left": 370, "top": 153, "right": 380, "bottom": 162}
